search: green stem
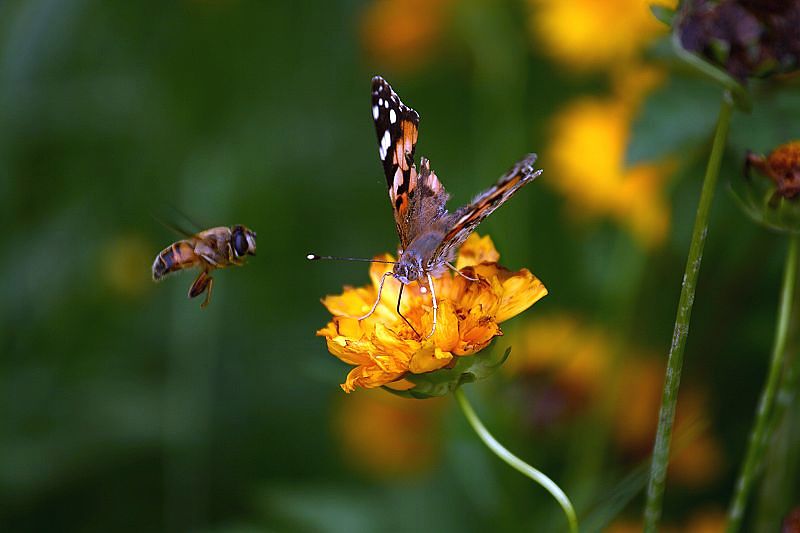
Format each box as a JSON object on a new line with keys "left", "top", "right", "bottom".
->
{"left": 643, "top": 92, "right": 734, "bottom": 532}
{"left": 454, "top": 387, "right": 578, "bottom": 533}
{"left": 726, "top": 235, "right": 799, "bottom": 532}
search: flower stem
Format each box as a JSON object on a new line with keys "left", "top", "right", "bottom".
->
{"left": 643, "top": 91, "right": 734, "bottom": 532}
{"left": 454, "top": 387, "right": 578, "bottom": 533}
{"left": 726, "top": 234, "right": 799, "bottom": 533}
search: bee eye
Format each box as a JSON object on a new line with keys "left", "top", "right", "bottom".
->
{"left": 232, "top": 230, "right": 248, "bottom": 257}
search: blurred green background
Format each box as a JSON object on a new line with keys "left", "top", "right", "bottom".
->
{"left": 2, "top": 0, "right": 799, "bottom": 531}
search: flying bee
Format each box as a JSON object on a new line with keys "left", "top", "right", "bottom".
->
{"left": 152, "top": 225, "right": 257, "bottom": 307}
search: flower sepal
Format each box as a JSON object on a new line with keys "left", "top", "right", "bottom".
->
{"left": 731, "top": 142, "right": 800, "bottom": 235}
{"left": 384, "top": 344, "right": 511, "bottom": 399}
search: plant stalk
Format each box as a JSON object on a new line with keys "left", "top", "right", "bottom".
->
{"left": 454, "top": 387, "right": 578, "bottom": 533}
{"left": 726, "top": 234, "right": 799, "bottom": 532}
{"left": 643, "top": 91, "right": 734, "bottom": 531}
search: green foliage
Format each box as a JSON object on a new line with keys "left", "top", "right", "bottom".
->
{"left": 386, "top": 346, "right": 511, "bottom": 399}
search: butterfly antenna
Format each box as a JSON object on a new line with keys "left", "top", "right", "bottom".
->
{"left": 334, "top": 271, "right": 393, "bottom": 321}
{"left": 306, "top": 253, "right": 397, "bottom": 264}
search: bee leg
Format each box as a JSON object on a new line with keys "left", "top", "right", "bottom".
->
{"left": 201, "top": 276, "right": 214, "bottom": 308}
{"left": 188, "top": 270, "right": 213, "bottom": 308}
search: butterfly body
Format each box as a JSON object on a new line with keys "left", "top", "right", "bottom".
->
{"left": 355, "top": 76, "right": 542, "bottom": 336}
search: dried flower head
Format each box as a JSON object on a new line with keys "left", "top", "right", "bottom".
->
{"left": 317, "top": 234, "right": 547, "bottom": 393}
{"left": 733, "top": 141, "right": 800, "bottom": 233}
{"left": 678, "top": 0, "right": 800, "bottom": 81}
{"left": 746, "top": 141, "right": 800, "bottom": 201}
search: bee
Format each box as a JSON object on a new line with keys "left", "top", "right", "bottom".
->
{"left": 152, "top": 225, "right": 257, "bottom": 307}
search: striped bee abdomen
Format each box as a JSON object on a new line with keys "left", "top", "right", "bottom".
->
{"left": 152, "top": 241, "right": 198, "bottom": 281}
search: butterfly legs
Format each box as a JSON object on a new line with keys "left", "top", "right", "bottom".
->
{"left": 396, "top": 283, "right": 420, "bottom": 337}
{"left": 337, "top": 271, "right": 392, "bottom": 323}
{"left": 446, "top": 262, "right": 479, "bottom": 281}
{"left": 424, "top": 273, "right": 438, "bottom": 340}
{"left": 189, "top": 269, "right": 214, "bottom": 308}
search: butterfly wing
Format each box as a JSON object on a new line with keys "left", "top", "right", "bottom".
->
{"left": 429, "top": 153, "right": 542, "bottom": 268}
{"left": 371, "top": 76, "right": 422, "bottom": 249}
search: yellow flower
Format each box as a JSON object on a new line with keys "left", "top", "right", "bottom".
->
{"left": 360, "top": 0, "right": 454, "bottom": 73}
{"left": 506, "top": 314, "right": 613, "bottom": 401}
{"left": 317, "top": 234, "right": 547, "bottom": 392}
{"left": 609, "top": 508, "right": 726, "bottom": 533}
{"left": 333, "top": 388, "right": 445, "bottom": 477}
{"left": 103, "top": 234, "right": 152, "bottom": 298}
{"left": 613, "top": 358, "right": 723, "bottom": 488}
{"left": 528, "top": 0, "right": 673, "bottom": 71}
{"left": 546, "top": 67, "right": 673, "bottom": 248}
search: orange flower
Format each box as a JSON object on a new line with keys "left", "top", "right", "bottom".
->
{"left": 613, "top": 358, "right": 723, "bottom": 488}
{"left": 333, "top": 389, "right": 445, "bottom": 477}
{"left": 317, "top": 234, "right": 547, "bottom": 392}
{"left": 528, "top": 0, "right": 673, "bottom": 71}
{"left": 546, "top": 67, "right": 673, "bottom": 248}
{"left": 506, "top": 314, "right": 613, "bottom": 400}
{"left": 360, "top": 0, "right": 454, "bottom": 72}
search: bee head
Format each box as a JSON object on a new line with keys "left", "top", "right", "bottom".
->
{"left": 231, "top": 225, "right": 257, "bottom": 258}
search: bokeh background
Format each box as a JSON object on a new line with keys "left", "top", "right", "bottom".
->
{"left": 2, "top": 0, "right": 799, "bottom": 531}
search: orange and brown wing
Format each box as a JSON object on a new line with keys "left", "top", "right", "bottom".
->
{"left": 152, "top": 240, "right": 200, "bottom": 281}
{"left": 432, "top": 154, "right": 542, "bottom": 265}
{"left": 372, "top": 76, "right": 421, "bottom": 249}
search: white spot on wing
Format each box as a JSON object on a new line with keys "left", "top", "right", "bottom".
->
{"left": 372, "top": 106, "right": 379, "bottom": 120}
{"left": 389, "top": 109, "right": 396, "bottom": 124}
{"left": 378, "top": 98, "right": 384, "bottom": 106}
{"left": 380, "top": 129, "right": 391, "bottom": 161}
{"left": 393, "top": 167, "right": 403, "bottom": 190}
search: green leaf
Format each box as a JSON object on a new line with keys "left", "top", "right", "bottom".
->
{"left": 626, "top": 75, "right": 721, "bottom": 165}
{"left": 728, "top": 84, "right": 800, "bottom": 154}
{"left": 729, "top": 173, "right": 800, "bottom": 235}
{"left": 650, "top": 4, "right": 675, "bottom": 27}
{"left": 669, "top": 32, "right": 751, "bottom": 111}
{"left": 384, "top": 345, "right": 511, "bottom": 399}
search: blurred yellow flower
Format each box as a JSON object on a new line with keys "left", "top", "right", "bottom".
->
{"left": 546, "top": 68, "right": 673, "bottom": 248}
{"left": 613, "top": 358, "right": 723, "bottom": 488}
{"left": 528, "top": 0, "right": 673, "bottom": 71}
{"left": 506, "top": 314, "right": 613, "bottom": 401}
{"left": 609, "top": 508, "right": 725, "bottom": 533}
{"left": 103, "top": 234, "right": 152, "bottom": 298}
{"left": 360, "top": 0, "right": 454, "bottom": 72}
{"left": 508, "top": 315, "right": 722, "bottom": 487}
{"left": 317, "top": 234, "right": 547, "bottom": 392}
{"left": 333, "top": 388, "right": 445, "bottom": 477}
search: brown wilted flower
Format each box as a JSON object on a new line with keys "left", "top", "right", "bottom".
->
{"left": 678, "top": 0, "right": 800, "bottom": 81}
{"left": 746, "top": 140, "right": 800, "bottom": 201}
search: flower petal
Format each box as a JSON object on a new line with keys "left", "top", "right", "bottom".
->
{"left": 496, "top": 269, "right": 548, "bottom": 323}
{"left": 409, "top": 342, "right": 453, "bottom": 374}
{"left": 455, "top": 233, "right": 500, "bottom": 269}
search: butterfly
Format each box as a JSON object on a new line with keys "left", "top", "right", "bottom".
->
{"left": 313, "top": 76, "right": 542, "bottom": 339}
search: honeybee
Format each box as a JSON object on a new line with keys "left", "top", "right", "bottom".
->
{"left": 152, "top": 225, "right": 257, "bottom": 307}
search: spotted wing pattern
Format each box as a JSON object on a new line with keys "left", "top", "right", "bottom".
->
{"left": 371, "top": 76, "right": 425, "bottom": 249}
